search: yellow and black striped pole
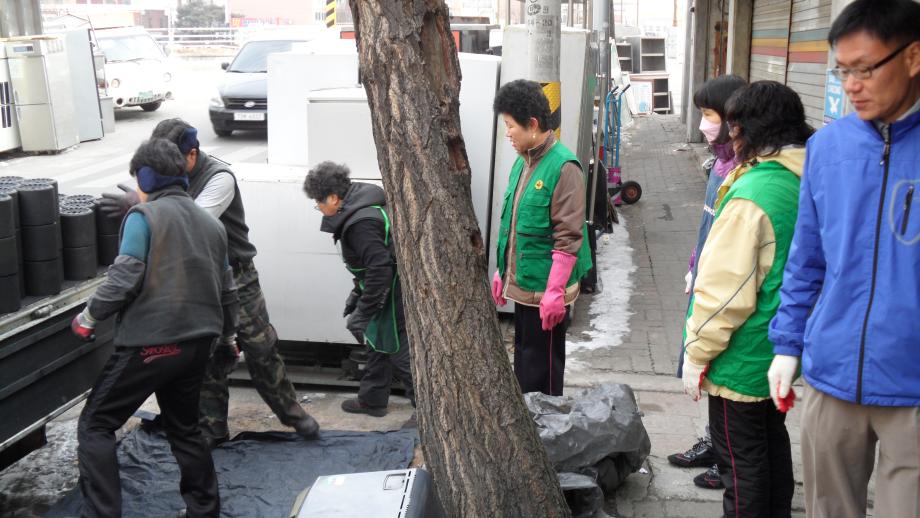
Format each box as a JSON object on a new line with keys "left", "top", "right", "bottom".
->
{"left": 325, "top": 0, "right": 336, "bottom": 28}
{"left": 526, "top": 0, "right": 562, "bottom": 139}
{"left": 541, "top": 81, "right": 561, "bottom": 139}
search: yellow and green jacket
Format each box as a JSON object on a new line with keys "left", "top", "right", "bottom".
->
{"left": 684, "top": 147, "right": 805, "bottom": 401}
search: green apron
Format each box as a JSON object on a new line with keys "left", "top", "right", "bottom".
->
{"left": 344, "top": 206, "right": 401, "bottom": 354}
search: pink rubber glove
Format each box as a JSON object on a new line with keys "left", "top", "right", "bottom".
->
{"left": 539, "top": 251, "right": 577, "bottom": 331}
{"left": 491, "top": 271, "right": 507, "bottom": 306}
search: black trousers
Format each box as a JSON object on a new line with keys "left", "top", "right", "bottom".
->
{"left": 513, "top": 304, "right": 568, "bottom": 396}
{"left": 708, "top": 394, "right": 794, "bottom": 518}
{"left": 357, "top": 344, "right": 415, "bottom": 408}
{"left": 357, "top": 282, "right": 415, "bottom": 408}
{"left": 77, "top": 337, "right": 219, "bottom": 518}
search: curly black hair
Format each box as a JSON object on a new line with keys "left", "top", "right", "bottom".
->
{"left": 693, "top": 75, "right": 747, "bottom": 144}
{"left": 150, "top": 118, "right": 200, "bottom": 153}
{"left": 828, "top": 0, "right": 920, "bottom": 47}
{"left": 129, "top": 138, "right": 187, "bottom": 178}
{"left": 725, "top": 81, "right": 814, "bottom": 163}
{"left": 303, "top": 161, "right": 352, "bottom": 201}
{"left": 493, "top": 79, "right": 553, "bottom": 131}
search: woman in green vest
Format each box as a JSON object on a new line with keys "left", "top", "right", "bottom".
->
{"left": 681, "top": 81, "right": 813, "bottom": 517}
{"left": 491, "top": 79, "right": 593, "bottom": 396}
{"left": 303, "top": 162, "right": 415, "bottom": 418}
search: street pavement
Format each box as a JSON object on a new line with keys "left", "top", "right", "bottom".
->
{"left": 0, "top": 57, "right": 266, "bottom": 197}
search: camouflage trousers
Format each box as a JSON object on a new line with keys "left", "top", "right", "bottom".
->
{"left": 198, "top": 261, "right": 307, "bottom": 440}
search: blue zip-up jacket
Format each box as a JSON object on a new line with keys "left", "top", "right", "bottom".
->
{"left": 769, "top": 107, "right": 920, "bottom": 406}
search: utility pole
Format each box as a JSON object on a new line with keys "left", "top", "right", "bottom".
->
{"left": 526, "top": 0, "right": 563, "bottom": 138}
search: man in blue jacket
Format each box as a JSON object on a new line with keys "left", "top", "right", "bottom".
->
{"left": 767, "top": 1, "right": 920, "bottom": 517}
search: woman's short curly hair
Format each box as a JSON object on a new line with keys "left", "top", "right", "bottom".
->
{"left": 303, "top": 161, "right": 352, "bottom": 201}
{"left": 129, "top": 138, "right": 187, "bottom": 178}
{"left": 493, "top": 79, "right": 553, "bottom": 131}
{"left": 725, "top": 81, "right": 814, "bottom": 163}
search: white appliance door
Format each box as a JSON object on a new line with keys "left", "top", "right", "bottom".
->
{"left": 306, "top": 99, "right": 380, "bottom": 179}
{"left": 64, "top": 30, "right": 103, "bottom": 142}
{"left": 7, "top": 56, "right": 50, "bottom": 105}
{"left": 15, "top": 104, "right": 56, "bottom": 152}
{"left": 235, "top": 165, "right": 359, "bottom": 344}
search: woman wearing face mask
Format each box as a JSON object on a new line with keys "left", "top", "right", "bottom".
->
{"left": 668, "top": 75, "right": 746, "bottom": 490}
{"left": 686, "top": 75, "right": 748, "bottom": 295}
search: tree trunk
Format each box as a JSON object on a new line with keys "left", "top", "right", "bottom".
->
{"left": 347, "top": 2, "right": 571, "bottom": 517}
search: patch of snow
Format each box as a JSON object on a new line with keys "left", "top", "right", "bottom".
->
{"left": 568, "top": 217, "right": 637, "bottom": 354}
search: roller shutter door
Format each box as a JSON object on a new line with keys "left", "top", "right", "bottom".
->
{"left": 786, "top": 0, "right": 832, "bottom": 128}
{"left": 750, "top": 0, "right": 792, "bottom": 83}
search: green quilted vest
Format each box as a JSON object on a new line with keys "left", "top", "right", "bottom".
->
{"left": 701, "top": 160, "right": 801, "bottom": 397}
{"left": 496, "top": 142, "right": 593, "bottom": 291}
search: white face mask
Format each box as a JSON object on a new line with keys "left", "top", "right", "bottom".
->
{"left": 699, "top": 117, "right": 722, "bottom": 144}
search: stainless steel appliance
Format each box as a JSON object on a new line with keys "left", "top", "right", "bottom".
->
{"left": 5, "top": 37, "right": 79, "bottom": 152}
{"left": 292, "top": 469, "right": 443, "bottom": 518}
{"left": 0, "top": 45, "right": 21, "bottom": 153}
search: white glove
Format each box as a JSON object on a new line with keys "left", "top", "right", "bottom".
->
{"left": 684, "top": 270, "right": 693, "bottom": 294}
{"left": 682, "top": 353, "right": 708, "bottom": 401}
{"left": 767, "top": 355, "right": 799, "bottom": 410}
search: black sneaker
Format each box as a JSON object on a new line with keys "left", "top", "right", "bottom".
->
{"left": 667, "top": 437, "right": 716, "bottom": 468}
{"left": 341, "top": 398, "right": 387, "bottom": 417}
{"left": 693, "top": 464, "right": 724, "bottom": 489}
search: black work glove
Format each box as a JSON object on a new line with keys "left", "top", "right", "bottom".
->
{"left": 346, "top": 309, "right": 372, "bottom": 344}
{"left": 343, "top": 289, "right": 361, "bottom": 318}
{"left": 211, "top": 335, "right": 240, "bottom": 377}
{"left": 97, "top": 183, "right": 140, "bottom": 220}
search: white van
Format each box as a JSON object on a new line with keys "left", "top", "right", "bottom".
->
{"left": 95, "top": 26, "right": 173, "bottom": 111}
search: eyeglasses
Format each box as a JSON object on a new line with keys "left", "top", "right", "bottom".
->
{"left": 829, "top": 41, "right": 914, "bottom": 81}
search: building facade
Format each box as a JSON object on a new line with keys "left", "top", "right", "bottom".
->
{"left": 680, "top": 0, "right": 903, "bottom": 141}
{"left": 228, "top": 0, "right": 316, "bottom": 26}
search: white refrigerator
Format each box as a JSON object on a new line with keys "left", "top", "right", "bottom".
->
{"left": 0, "top": 45, "right": 21, "bottom": 153}
{"left": 5, "top": 37, "right": 79, "bottom": 152}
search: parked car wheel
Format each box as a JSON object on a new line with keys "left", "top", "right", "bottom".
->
{"left": 140, "top": 101, "right": 162, "bottom": 112}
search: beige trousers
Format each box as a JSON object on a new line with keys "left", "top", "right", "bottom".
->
{"left": 801, "top": 383, "right": 920, "bottom": 518}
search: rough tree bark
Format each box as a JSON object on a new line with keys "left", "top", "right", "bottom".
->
{"left": 347, "top": 1, "right": 571, "bottom": 517}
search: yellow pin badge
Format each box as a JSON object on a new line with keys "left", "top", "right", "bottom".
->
{"left": 535, "top": 180, "right": 544, "bottom": 190}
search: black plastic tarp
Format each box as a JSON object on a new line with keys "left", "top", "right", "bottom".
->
{"left": 525, "top": 383, "right": 650, "bottom": 474}
{"left": 46, "top": 428, "right": 418, "bottom": 518}
{"left": 526, "top": 383, "right": 651, "bottom": 506}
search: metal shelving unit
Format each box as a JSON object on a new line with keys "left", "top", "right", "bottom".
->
{"left": 627, "top": 36, "right": 666, "bottom": 73}
{"left": 615, "top": 41, "right": 633, "bottom": 73}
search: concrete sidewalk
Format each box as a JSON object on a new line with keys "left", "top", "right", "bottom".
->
{"left": 566, "top": 114, "right": 809, "bottom": 517}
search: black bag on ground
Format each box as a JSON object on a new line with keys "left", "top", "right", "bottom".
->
{"left": 524, "top": 383, "right": 651, "bottom": 493}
